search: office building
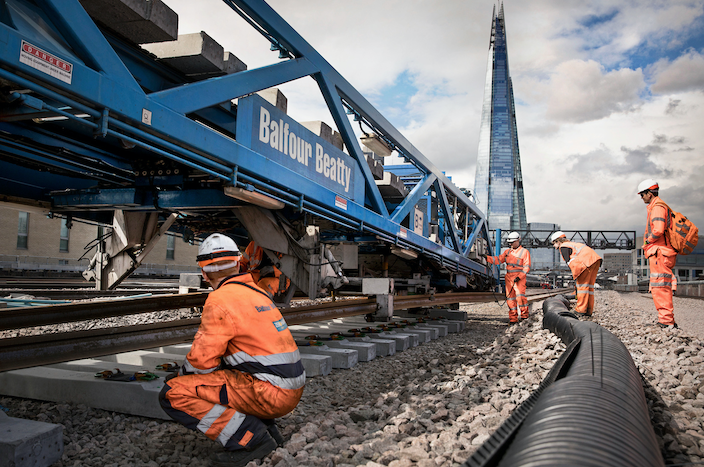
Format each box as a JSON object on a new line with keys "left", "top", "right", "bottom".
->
{"left": 473, "top": 3, "right": 527, "bottom": 231}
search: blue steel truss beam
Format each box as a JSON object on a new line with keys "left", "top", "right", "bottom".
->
{"left": 222, "top": 0, "right": 487, "bottom": 251}
{"left": 435, "top": 180, "right": 461, "bottom": 252}
{"left": 36, "top": 0, "right": 142, "bottom": 93}
{"left": 391, "top": 174, "right": 437, "bottom": 224}
{"left": 0, "top": 0, "right": 491, "bottom": 278}
{"left": 149, "top": 58, "right": 318, "bottom": 114}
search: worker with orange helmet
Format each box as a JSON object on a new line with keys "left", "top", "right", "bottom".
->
{"left": 637, "top": 179, "right": 678, "bottom": 330}
{"left": 550, "top": 231, "right": 603, "bottom": 316}
{"left": 485, "top": 231, "right": 531, "bottom": 324}
{"left": 159, "top": 233, "right": 305, "bottom": 466}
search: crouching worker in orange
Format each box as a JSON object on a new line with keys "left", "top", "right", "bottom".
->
{"left": 159, "top": 233, "right": 305, "bottom": 467}
{"left": 240, "top": 241, "right": 290, "bottom": 299}
{"left": 550, "top": 231, "right": 602, "bottom": 317}
{"left": 485, "top": 231, "right": 531, "bottom": 324}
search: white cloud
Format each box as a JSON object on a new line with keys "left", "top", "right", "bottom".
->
{"left": 536, "top": 60, "right": 645, "bottom": 123}
{"left": 649, "top": 50, "right": 704, "bottom": 94}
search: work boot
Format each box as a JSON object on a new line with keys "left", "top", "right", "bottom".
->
{"left": 657, "top": 322, "right": 678, "bottom": 330}
{"left": 267, "top": 423, "right": 285, "bottom": 447}
{"left": 212, "top": 432, "right": 277, "bottom": 467}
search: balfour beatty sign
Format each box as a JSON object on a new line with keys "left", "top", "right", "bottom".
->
{"left": 236, "top": 94, "right": 361, "bottom": 202}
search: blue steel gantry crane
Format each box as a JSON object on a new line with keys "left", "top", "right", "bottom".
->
{"left": 0, "top": 0, "right": 494, "bottom": 313}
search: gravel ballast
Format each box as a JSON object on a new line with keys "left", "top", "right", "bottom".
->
{"left": 1, "top": 290, "right": 703, "bottom": 466}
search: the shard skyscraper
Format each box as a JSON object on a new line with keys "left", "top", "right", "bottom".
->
{"left": 473, "top": 3, "right": 527, "bottom": 232}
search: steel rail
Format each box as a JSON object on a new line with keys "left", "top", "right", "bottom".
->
{"left": 0, "top": 293, "right": 209, "bottom": 331}
{"left": 0, "top": 289, "right": 569, "bottom": 372}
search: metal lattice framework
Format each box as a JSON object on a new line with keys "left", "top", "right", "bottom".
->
{"left": 0, "top": 0, "right": 491, "bottom": 281}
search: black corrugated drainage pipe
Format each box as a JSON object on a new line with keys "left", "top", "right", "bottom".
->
{"left": 465, "top": 295, "right": 664, "bottom": 467}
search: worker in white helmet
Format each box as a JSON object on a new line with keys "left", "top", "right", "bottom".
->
{"left": 550, "top": 231, "right": 603, "bottom": 317}
{"left": 485, "top": 231, "right": 531, "bottom": 324}
{"left": 159, "top": 233, "right": 305, "bottom": 466}
{"left": 637, "top": 180, "right": 678, "bottom": 330}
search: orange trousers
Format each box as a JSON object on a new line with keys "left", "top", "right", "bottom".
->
{"left": 505, "top": 274, "right": 528, "bottom": 322}
{"left": 574, "top": 261, "right": 600, "bottom": 315}
{"left": 159, "top": 369, "right": 302, "bottom": 451}
{"left": 649, "top": 250, "right": 676, "bottom": 325}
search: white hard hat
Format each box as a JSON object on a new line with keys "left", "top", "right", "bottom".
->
{"left": 637, "top": 179, "right": 658, "bottom": 195}
{"left": 507, "top": 231, "right": 521, "bottom": 242}
{"left": 550, "top": 231, "right": 567, "bottom": 243}
{"left": 197, "top": 233, "right": 240, "bottom": 270}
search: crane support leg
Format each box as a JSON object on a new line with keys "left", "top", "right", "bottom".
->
{"left": 83, "top": 211, "right": 177, "bottom": 290}
{"left": 234, "top": 206, "right": 347, "bottom": 299}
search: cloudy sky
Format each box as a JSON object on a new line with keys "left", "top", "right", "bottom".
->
{"left": 162, "top": 0, "right": 704, "bottom": 236}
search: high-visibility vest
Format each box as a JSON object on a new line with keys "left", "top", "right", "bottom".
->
{"left": 184, "top": 273, "right": 305, "bottom": 391}
{"left": 559, "top": 241, "right": 602, "bottom": 278}
{"left": 644, "top": 197, "right": 678, "bottom": 258}
{"left": 487, "top": 246, "right": 531, "bottom": 276}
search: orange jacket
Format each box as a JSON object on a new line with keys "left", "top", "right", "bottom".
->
{"left": 183, "top": 273, "right": 305, "bottom": 391}
{"left": 557, "top": 241, "right": 602, "bottom": 278}
{"left": 644, "top": 196, "right": 676, "bottom": 258}
{"left": 487, "top": 246, "right": 531, "bottom": 277}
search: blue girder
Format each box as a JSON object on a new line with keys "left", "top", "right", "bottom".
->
{"left": 0, "top": 0, "right": 492, "bottom": 279}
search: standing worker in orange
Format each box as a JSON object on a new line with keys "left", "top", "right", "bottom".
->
{"left": 637, "top": 179, "right": 678, "bottom": 329}
{"left": 159, "top": 233, "right": 305, "bottom": 466}
{"left": 550, "top": 231, "right": 603, "bottom": 317}
{"left": 485, "top": 231, "right": 531, "bottom": 324}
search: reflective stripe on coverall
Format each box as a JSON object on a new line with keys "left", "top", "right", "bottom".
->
{"left": 487, "top": 246, "right": 531, "bottom": 322}
{"left": 558, "top": 241, "right": 602, "bottom": 315}
{"left": 159, "top": 273, "right": 305, "bottom": 451}
{"left": 644, "top": 197, "right": 677, "bottom": 325}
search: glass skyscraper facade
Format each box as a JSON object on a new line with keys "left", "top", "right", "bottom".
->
{"left": 474, "top": 4, "right": 527, "bottom": 232}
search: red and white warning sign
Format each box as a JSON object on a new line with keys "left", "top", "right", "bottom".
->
{"left": 20, "top": 41, "right": 73, "bottom": 84}
{"left": 334, "top": 195, "right": 347, "bottom": 210}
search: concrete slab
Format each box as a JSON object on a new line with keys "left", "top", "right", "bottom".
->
{"left": 142, "top": 32, "right": 225, "bottom": 75}
{"left": 316, "top": 339, "right": 375, "bottom": 362}
{"left": 223, "top": 52, "right": 247, "bottom": 74}
{"left": 300, "top": 354, "right": 332, "bottom": 377}
{"left": 300, "top": 121, "right": 333, "bottom": 145}
{"left": 80, "top": 0, "right": 178, "bottom": 44}
{"left": 0, "top": 411, "right": 63, "bottom": 467}
{"left": 378, "top": 331, "right": 414, "bottom": 350}
{"left": 428, "top": 308, "right": 468, "bottom": 321}
{"left": 297, "top": 345, "right": 357, "bottom": 369}
{"left": 375, "top": 172, "right": 408, "bottom": 202}
{"left": 146, "top": 343, "right": 192, "bottom": 355}
{"left": 257, "top": 88, "right": 287, "bottom": 113}
{"left": 395, "top": 327, "right": 432, "bottom": 343}
{"left": 345, "top": 336, "right": 396, "bottom": 356}
{"left": 415, "top": 323, "right": 448, "bottom": 337}
{"left": 93, "top": 350, "right": 188, "bottom": 370}
{"left": 0, "top": 367, "right": 170, "bottom": 420}
{"left": 410, "top": 325, "right": 440, "bottom": 339}
{"left": 439, "top": 319, "right": 464, "bottom": 332}
{"left": 48, "top": 356, "right": 182, "bottom": 375}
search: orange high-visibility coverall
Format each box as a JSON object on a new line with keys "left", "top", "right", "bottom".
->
{"left": 487, "top": 246, "right": 531, "bottom": 322}
{"left": 557, "top": 241, "right": 602, "bottom": 315}
{"left": 644, "top": 197, "right": 678, "bottom": 325}
{"left": 159, "top": 273, "right": 305, "bottom": 451}
{"left": 240, "top": 242, "right": 290, "bottom": 298}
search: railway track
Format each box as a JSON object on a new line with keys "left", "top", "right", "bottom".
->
{"left": 0, "top": 289, "right": 568, "bottom": 372}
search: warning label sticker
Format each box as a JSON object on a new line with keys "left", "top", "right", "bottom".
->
{"left": 19, "top": 41, "right": 73, "bottom": 84}
{"left": 335, "top": 195, "right": 347, "bottom": 210}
